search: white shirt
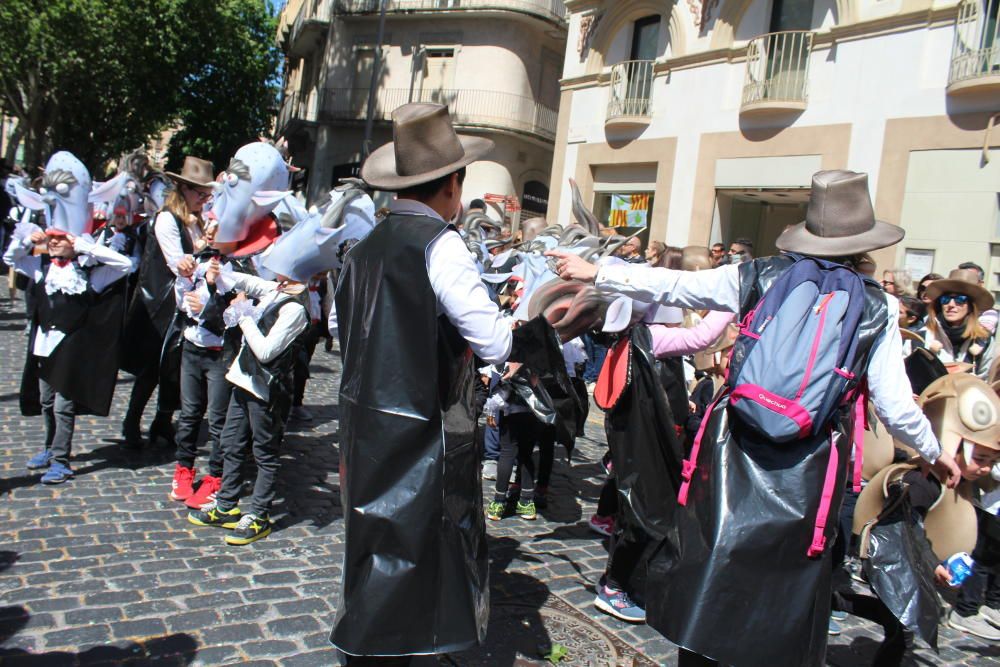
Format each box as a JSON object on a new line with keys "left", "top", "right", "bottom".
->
{"left": 387, "top": 199, "right": 512, "bottom": 365}
{"left": 595, "top": 262, "right": 942, "bottom": 463}
{"left": 3, "top": 232, "right": 132, "bottom": 357}
{"left": 224, "top": 273, "right": 309, "bottom": 401}
{"left": 154, "top": 211, "right": 203, "bottom": 275}
{"left": 174, "top": 258, "right": 241, "bottom": 349}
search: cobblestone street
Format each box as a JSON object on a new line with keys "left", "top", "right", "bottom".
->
{"left": 0, "top": 297, "right": 997, "bottom": 666}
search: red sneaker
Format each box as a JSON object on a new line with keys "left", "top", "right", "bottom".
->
{"left": 185, "top": 475, "right": 222, "bottom": 509}
{"left": 170, "top": 463, "right": 196, "bottom": 501}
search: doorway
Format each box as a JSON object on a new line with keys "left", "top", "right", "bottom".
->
{"left": 715, "top": 188, "right": 809, "bottom": 256}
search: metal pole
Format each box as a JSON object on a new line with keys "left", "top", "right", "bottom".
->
{"left": 362, "top": 0, "right": 389, "bottom": 160}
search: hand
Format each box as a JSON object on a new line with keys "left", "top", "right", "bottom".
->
{"left": 932, "top": 452, "right": 962, "bottom": 489}
{"left": 176, "top": 255, "right": 196, "bottom": 278}
{"left": 480, "top": 374, "right": 490, "bottom": 387}
{"left": 205, "top": 258, "right": 220, "bottom": 286}
{"left": 231, "top": 291, "right": 247, "bottom": 305}
{"left": 29, "top": 231, "right": 46, "bottom": 245}
{"left": 934, "top": 564, "right": 953, "bottom": 587}
{"left": 545, "top": 250, "right": 598, "bottom": 283}
{"left": 184, "top": 292, "right": 204, "bottom": 315}
{"left": 486, "top": 415, "right": 497, "bottom": 428}
{"left": 502, "top": 361, "right": 523, "bottom": 380}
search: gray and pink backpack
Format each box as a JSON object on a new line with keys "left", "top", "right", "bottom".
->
{"left": 679, "top": 254, "right": 882, "bottom": 557}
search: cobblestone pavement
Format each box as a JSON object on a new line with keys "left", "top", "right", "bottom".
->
{"left": 0, "top": 296, "right": 998, "bottom": 665}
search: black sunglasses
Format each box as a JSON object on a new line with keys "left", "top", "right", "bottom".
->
{"left": 938, "top": 294, "right": 970, "bottom": 306}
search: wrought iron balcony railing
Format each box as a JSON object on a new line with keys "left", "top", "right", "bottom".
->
{"left": 320, "top": 87, "right": 558, "bottom": 141}
{"left": 949, "top": 0, "right": 1000, "bottom": 92}
{"left": 741, "top": 30, "right": 814, "bottom": 113}
{"left": 334, "top": 0, "right": 566, "bottom": 24}
{"left": 288, "top": 0, "right": 333, "bottom": 56}
{"left": 606, "top": 60, "right": 655, "bottom": 124}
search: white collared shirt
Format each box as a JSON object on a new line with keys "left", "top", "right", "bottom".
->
{"left": 154, "top": 211, "right": 203, "bottom": 274}
{"left": 594, "top": 261, "right": 942, "bottom": 463}
{"left": 387, "top": 198, "right": 512, "bottom": 365}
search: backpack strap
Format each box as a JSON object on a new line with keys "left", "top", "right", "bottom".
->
{"left": 678, "top": 386, "right": 729, "bottom": 506}
{"left": 807, "top": 430, "right": 841, "bottom": 558}
{"left": 851, "top": 378, "right": 870, "bottom": 493}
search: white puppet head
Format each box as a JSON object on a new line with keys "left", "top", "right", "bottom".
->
{"left": 209, "top": 142, "right": 290, "bottom": 244}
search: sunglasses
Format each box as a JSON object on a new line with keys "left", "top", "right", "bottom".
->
{"left": 881, "top": 280, "right": 895, "bottom": 286}
{"left": 938, "top": 294, "right": 970, "bottom": 306}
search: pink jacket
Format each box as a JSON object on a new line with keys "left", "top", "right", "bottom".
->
{"left": 649, "top": 310, "right": 736, "bottom": 358}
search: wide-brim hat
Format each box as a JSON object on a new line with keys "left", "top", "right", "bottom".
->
{"left": 924, "top": 268, "right": 994, "bottom": 311}
{"left": 775, "top": 170, "right": 904, "bottom": 257}
{"left": 361, "top": 103, "right": 493, "bottom": 191}
{"left": 166, "top": 156, "right": 215, "bottom": 189}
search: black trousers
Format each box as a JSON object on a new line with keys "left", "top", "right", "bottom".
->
{"left": 39, "top": 378, "right": 75, "bottom": 465}
{"left": 174, "top": 342, "right": 230, "bottom": 475}
{"left": 292, "top": 322, "right": 320, "bottom": 407}
{"left": 832, "top": 590, "right": 906, "bottom": 666}
{"left": 215, "top": 387, "right": 289, "bottom": 517}
{"left": 597, "top": 476, "right": 618, "bottom": 517}
{"left": 494, "top": 412, "right": 539, "bottom": 502}
{"left": 677, "top": 649, "right": 718, "bottom": 667}
{"left": 956, "top": 507, "right": 1000, "bottom": 617}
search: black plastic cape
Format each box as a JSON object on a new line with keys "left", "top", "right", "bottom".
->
{"left": 20, "top": 258, "right": 125, "bottom": 417}
{"left": 642, "top": 256, "right": 888, "bottom": 667}
{"left": 331, "top": 213, "right": 562, "bottom": 657}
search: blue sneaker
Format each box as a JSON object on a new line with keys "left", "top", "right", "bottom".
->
{"left": 831, "top": 610, "right": 848, "bottom": 621}
{"left": 828, "top": 618, "right": 842, "bottom": 636}
{"left": 26, "top": 449, "right": 53, "bottom": 470}
{"left": 40, "top": 462, "right": 74, "bottom": 485}
{"left": 594, "top": 583, "right": 646, "bottom": 623}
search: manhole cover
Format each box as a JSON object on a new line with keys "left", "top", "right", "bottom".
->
{"left": 448, "top": 596, "right": 657, "bottom": 666}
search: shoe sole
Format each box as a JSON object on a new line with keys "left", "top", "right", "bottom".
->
{"left": 589, "top": 525, "right": 613, "bottom": 537}
{"left": 518, "top": 513, "right": 537, "bottom": 520}
{"left": 26, "top": 464, "right": 51, "bottom": 471}
{"left": 226, "top": 526, "right": 271, "bottom": 545}
{"left": 947, "top": 618, "right": 1000, "bottom": 641}
{"left": 170, "top": 491, "right": 192, "bottom": 502}
{"left": 594, "top": 596, "right": 646, "bottom": 624}
{"left": 187, "top": 514, "right": 240, "bottom": 530}
{"left": 41, "top": 476, "right": 72, "bottom": 485}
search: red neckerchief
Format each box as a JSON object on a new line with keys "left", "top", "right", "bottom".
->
{"left": 51, "top": 257, "right": 73, "bottom": 268}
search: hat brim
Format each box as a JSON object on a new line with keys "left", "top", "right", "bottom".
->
{"left": 360, "top": 135, "right": 494, "bottom": 191}
{"left": 924, "top": 279, "right": 994, "bottom": 311}
{"left": 775, "top": 219, "right": 904, "bottom": 258}
{"left": 165, "top": 172, "right": 214, "bottom": 189}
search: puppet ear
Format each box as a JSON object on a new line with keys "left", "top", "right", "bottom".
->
{"left": 602, "top": 296, "right": 634, "bottom": 333}
{"left": 11, "top": 180, "right": 47, "bottom": 211}
{"left": 251, "top": 190, "right": 291, "bottom": 207}
{"left": 89, "top": 172, "right": 128, "bottom": 204}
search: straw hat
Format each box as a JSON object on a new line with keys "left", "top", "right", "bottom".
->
{"left": 166, "top": 156, "right": 215, "bottom": 188}
{"left": 923, "top": 268, "right": 994, "bottom": 311}
{"left": 775, "top": 170, "right": 904, "bottom": 257}
{"left": 681, "top": 246, "right": 712, "bottom": 271}
{"left": 361, "top": 103, "right": 493, "bottom": 191}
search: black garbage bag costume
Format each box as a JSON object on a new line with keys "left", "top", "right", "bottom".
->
{"left": 20, "top": 256, "right": 125, "bottom": 417}
{"left": 641, "top": 256, "right": 888, "bottom": 667}
{"left": 331, "top": 214, "right": 552, "bottom": 656}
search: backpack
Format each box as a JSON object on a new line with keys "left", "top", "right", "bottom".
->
{"left": 678, "top": 254, "right": 876, "bottom": 557}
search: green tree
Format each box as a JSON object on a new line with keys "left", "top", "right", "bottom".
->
{"left": 0, "top": 0, "right": 279, "bottom": 174}
{"left": 165, "top": 0, "right": 281, "bottom": 172}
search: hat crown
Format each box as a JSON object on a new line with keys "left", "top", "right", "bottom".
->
{"left": 804, "top": 170, "right": 877, "bottom": 240}
{"left": 392, "top": 104, "right": 466, "bottom": 178}
{"left": 945, "top": 268, "right": 980, "bottom": 286}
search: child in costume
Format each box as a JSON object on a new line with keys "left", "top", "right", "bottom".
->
{"left": 187, "top": 179, "right": 374, "bottom": 545}
{"left": 4, "top": 152, "right": 132, "bottom": 483}
{"left": 848, "top": 373, "right": 1000, "bottom": 663}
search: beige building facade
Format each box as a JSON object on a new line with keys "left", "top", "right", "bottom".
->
{"left": 275, "top": 0, "right": 567, "bottom": 216}
{"left": 552, "top": 0, "right": 1000, "bottom": 295}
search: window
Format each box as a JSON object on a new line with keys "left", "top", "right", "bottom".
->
{"left": 421, "top": 48, "right": 456, "bottom": 105}
{"left": 594, "top": 192, "right": 654, "bottom": 248}
{"left": 769, "top": 0, "right": 815, "bottom": 32}
{"left": 904, "top": 248, "right": 936, "bottom": 283}
{"left": 522, "top": 181, "right": 549, "bottom": 217}
{"left": 630, "top": 15, "right": 661, "bottom": 61}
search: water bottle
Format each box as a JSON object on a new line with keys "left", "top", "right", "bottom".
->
{"left": 945, "top": 552, "right": 975, "bottom": 587}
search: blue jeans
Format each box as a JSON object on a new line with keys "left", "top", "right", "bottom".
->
{"left": 583, "top": 334, "right": 607, "bottom": 383}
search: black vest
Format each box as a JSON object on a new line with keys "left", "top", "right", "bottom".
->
{"left": 29, "top": 257, "right": 94, "bottom": 336}
{"left": 235, "top": 289, "right": 308, "bottom": 400}
{"left": 135, "top": 212, "right": 193, "bottom": 336}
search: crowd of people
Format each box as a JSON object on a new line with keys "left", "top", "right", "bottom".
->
{"left": 3, "top": 102, "right": 1000, "bottom": 666}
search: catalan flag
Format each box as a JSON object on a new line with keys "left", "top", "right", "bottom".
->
{"left": 631, "top": 193, "right": 650, "bottom": 211}
{"left": 608, "top": 193, "right": 651, "bottom": 228}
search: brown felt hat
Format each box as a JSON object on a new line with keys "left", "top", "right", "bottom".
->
{"left": 923, "top": 268, "right": 994, "bottom": 311}
{"left": 166, "top": 156, "right": 215, "bottom": 188}
{"left": 361, "top": 103, "right": 493, "bottom": 191}
{"left": 775, "top": 170, "right": 904, "bottom": 257}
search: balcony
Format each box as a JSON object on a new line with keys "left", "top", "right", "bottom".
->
{"left": 288, "top": 0, "right": 333, "bottom": 58}
{"left": 605, "top": 60, "right": 655, "bottom": 131}
{"left": 320, "top": 87, "right": 558, "bottom": 141}
{"left": 334, "top": 0, "right": 566, "bottom": 25}
{"left": 948, "top": 0, "right": 1000, "bottom": 94}
{"left": 276, "top": 90, "right": 321, "bottom": 134}
{"left": 741, "top": 31, "right": 814, "bottom": 115}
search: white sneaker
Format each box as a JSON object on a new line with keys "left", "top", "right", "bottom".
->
{"left": 948, "top": 611, "right": 1000, "bottom": 640}
{"left": 482, "top": 460, "right": 498, "bottom": 481}
{"left": 981, "top": 606, "right": 1000, "bottom": 629}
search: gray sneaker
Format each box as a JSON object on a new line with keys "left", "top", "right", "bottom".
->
{"left": 981, "top": 606, "right": 1000, "bottom": 629}
{"left": 949, "top": 611, "right": 1000, "bottom": 640}
{"left": 482, "top": 460, "right": 498, "bottom": 481}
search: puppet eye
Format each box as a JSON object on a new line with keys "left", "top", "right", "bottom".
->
{"left": 38, "top": 187, "right": 48, "bottom": 195}
{"left": 225, "top": 173, "right": 239, "bottom": 187}
{"left": 958, "top": 386, "right": 998, "bottom": 431}
{"left": 55, "top": 183, "right": 70, "bottom": 195}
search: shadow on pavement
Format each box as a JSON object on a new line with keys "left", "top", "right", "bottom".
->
{"left": 0, "top": 605, "right": 199, "bottom": 665}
